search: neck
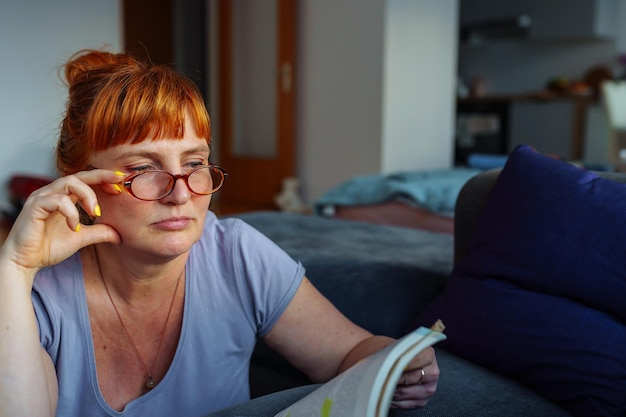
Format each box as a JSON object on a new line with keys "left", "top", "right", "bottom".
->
{"left": 88, "top": 244, "right": 185, "bottom": 393}
{"left": 84, "top": 244, "right": 187, "bottom": 308}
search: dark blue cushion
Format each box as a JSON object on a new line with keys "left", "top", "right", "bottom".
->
{"left": 416, "top": 145, "right": 626, "bottom": 417}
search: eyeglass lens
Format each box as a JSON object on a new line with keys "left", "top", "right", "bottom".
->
{"left": 129, "top": 166, "right": 225, "bottom": 200}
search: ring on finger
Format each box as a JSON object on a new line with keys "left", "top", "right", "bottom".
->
{"left": 417, "top": 367, "right": 426, "bottom": 385}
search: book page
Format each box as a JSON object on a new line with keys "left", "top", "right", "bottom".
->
{"left": 274, "top": 324, "right": 446, "bottom": 417}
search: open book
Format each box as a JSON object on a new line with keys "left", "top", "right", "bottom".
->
{"left": 274, "top": 320, "right": 446, "bottom": 417}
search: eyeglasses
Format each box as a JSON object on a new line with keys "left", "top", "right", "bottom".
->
{"left": 122, "top": 165, "right": 228, "bottom": 201}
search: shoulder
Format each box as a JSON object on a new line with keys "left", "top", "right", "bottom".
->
{"left": 197, "top": 212, "right": 282, "bottom": 256}
{"left": 201, "top": 211, "right": 250, "bottom": 239}
{"left": 193, "top": 212, "right": 305, "bottom": 335}
{"left": 195, "top": 211, "right": 304, "bottom": 291}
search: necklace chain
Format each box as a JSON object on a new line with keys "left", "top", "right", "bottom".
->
{"left": 95, "top": 248, "right": 183, "bottom": 390}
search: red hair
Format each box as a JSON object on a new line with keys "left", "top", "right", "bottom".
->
{"left": 56, "top": 49, "right": 211, "bottom": 175}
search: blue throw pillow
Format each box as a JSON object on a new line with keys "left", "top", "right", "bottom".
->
{"left": 415, "top": 145, "right": 626, "bottom": 417}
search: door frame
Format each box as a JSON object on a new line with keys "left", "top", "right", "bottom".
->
{"left": 216, "top": 0, "right": 296, "bottom": 213}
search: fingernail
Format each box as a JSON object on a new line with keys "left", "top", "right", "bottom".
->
{"left": 114, "top": 170, "right": 126, "bottom": 177}
{"left": 113, "top": 184, "right": 123, "bottom": 193}
{"left": 74, "top": 224, "right": 81, "bottom": 233}
{"left": 94, "top": 204, "right": 101, "bottom": 217}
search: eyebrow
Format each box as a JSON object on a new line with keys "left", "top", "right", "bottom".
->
{"left": 117, "top": 145, "right": 210, "bottom": 160}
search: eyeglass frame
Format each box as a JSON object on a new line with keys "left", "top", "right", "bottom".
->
{"left": 121, "top": 164, "right": 228, "bottom": 201}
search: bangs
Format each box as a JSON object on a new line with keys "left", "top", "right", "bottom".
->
{"left": 84, "top": 67, "right": 210, "bottom": 149}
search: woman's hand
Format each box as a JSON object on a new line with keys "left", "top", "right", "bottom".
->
{"left": 391, "top": 346, "right": 440, "bottom": 409}
{"left": 1, "top": 169, "right": 123, "bottom": 274}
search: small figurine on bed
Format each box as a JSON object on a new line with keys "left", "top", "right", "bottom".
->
{"left": 275, "top": 177, "right": 307, "bottom": 213}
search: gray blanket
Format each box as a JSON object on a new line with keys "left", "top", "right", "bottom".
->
{"left": 233, "top": 211, "right": 454, "bottom": 337}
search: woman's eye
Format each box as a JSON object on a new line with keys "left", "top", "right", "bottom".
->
{"left": 129, "top": 165, "right": 155, "bottom": 172}
{"left": 186, "top": 161, "right": 206, "bottom": 168}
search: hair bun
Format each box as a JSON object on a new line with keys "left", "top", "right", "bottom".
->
{"left": 63, "top": 49, "right": 141, "bottom": 86}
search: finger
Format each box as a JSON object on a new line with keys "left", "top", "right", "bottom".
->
{"left": 398, "top": 368, "right": 420, "bottom": 386}
{"left": 403, "top": 347, "right": 435, "bottom": 373}
{"left": 402, "top": 355, "right": 440, "bottom": 386}
{"left": 392, "top": 385, "right": 431, "bottom": 409}
{"left": 72, "top": 168, "right": 127, "bottom": 185}
{"left": 74, "top": 169, "right": 126, "bottom": 209}
{"left": 32, "top": 175, "right": 95, "bottom": 217}
{"left": 78, "top": 223, "right": 122, "bottom": 246}
{"left": 391, "top": 398, "right": 429, "bottom": 409}
{"left": 35, "top": 170, "right": 124, "bottom": 218}
{"left": 391, "top": 398, "right": 430, "bottom": 409}
{"left": 395, "top": 379, "right": 438, "bottom": 398}
{"left": 25, "top": 193, "right": 83, "bottom": 232}
{"left": 392, "top": 380, "right": 439, "bottom": 409}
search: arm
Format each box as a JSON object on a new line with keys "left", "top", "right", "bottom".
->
{"left": 263, "top": 277, "right": 439, "bottom": 409}
{"left": 0, "top": 260, "right": 57, "bottom": 416}
{"left": 0, "top": 170, "right": 122, "bottom": 417}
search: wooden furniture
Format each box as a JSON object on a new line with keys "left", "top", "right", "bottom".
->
{"left": 458, "top": 91, "right": 593, "bottom": 161}
{"left": 217, "top": 0, "right": 297, "bottom": 215}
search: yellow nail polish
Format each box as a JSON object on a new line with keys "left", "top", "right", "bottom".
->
{"left": 114, "top": 170, "right": 126, "bottom": 177}
{"left": 94, "top": 204, "right": 101, "bottom": 217}
{"left": 113, "top": 184, "right": 123, "bottom": 193}
{"left": 74, "top": 224, "right": 81, "bottom": 233}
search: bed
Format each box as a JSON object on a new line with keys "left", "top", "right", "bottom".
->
{"left": 314, "top": 168, "right": 482, "bottom": 234}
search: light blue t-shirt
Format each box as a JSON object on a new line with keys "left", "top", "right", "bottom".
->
{"left": 32, "top": 212, "right": 305, "bottom": 417}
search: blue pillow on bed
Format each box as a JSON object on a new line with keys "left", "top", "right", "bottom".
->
{"left": 415, "top": 145, "right": 626, "bottom": 417}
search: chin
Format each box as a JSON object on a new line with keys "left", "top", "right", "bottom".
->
{"left": 124, "top": 228, "right": 202, "bottom": 259}
{"left": 157, "top": 231, "right": 201, "bottom": 255}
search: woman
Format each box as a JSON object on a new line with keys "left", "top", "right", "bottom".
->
{"left": 0, "top": 49, "right": 439, "bottom": 416}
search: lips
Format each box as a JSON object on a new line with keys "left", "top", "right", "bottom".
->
{"left": 153, "top": 216, "right": 192, "bottom": 231}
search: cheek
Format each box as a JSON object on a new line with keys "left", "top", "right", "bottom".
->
{"left": 193, "top": 196, "right": 211, "bottom": 223}
{"left": 96, "top": 193, "right": 139, "bottom": 225}
{"left": 200, "top": 194, "right": 212, "bottom": 211}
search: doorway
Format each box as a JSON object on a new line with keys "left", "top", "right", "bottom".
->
{"left": 215, "top": 0, "right": 297, "bottom": 214}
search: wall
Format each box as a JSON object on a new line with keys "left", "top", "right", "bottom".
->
{"left": 0, "top": 0, "right": 458, "bottom": 210}
{"left": 0, "top": 0, "right": 121, "bottom": 209}
{"left": 458, "top": 0, "right": 626, "bottom": 94}
{"left": 459, "top": 39, "right": 617, "bottom": 163}
{"left": 459, "top": 41, "right": 617, "bottom": 96}
{"left": 296, "top": 0, "right": 386, "bottom": 202}
{"left": 458, "top": 0, "right": 626, "bottom": 163}
{"left": 296, "top": 0, "right": 458, "bottom": 202}
{"left": 381, "top": 0, "right": 458, "bottom": 174}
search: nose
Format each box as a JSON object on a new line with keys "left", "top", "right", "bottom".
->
{"left": 160, "top": 175, "right": 192, "bottom": 204}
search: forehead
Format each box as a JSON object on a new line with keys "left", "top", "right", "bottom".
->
{"left": 92, "top": 136, "right": 210, "bottom": 163}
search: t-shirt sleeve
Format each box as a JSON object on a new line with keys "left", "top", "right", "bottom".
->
{"left": 31, "top": 283, "right": 59, "bottom": 356}
{"left": 30, "top": 255, "right": 83, "bottom": 362}
{"left": 223, "top": 219, "right": 305, "bottom": 337}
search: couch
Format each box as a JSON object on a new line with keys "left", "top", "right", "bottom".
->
{"left": 209, "top": 145, "right": 626, "bottom": 417}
